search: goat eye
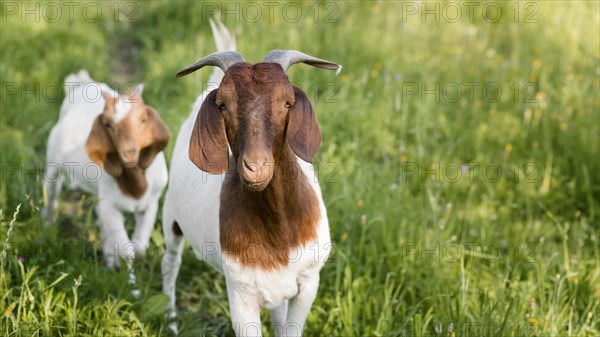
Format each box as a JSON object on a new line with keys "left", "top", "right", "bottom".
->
{"left": 141, "top": 118, "right": 146, "bottom": 124}
{"left": 284, "top": 102, "right": 292, "bottom": 109}
{"left": 104, "top": 122, "right": 111, "bottom": 129}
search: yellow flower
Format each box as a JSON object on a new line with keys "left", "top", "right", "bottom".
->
{"left": 357, "top": 199, "right": 364, "bottom": 207}
{"left": 542, "top": 177, "right": 550, "bottom": 187}
{"left": 401, "top": 154, "right": 409, "bottom": 162}
{"left": 560, "top": 123, "right": 568, "bottom": 130}
{"left": 528, "top": 318, "right": 538, "bottom": 326}
{"left": 5, "top": 306, "right": 12, "bottom": 315}
{"left": 341, "top": 232, "right": 349, "bottom": 241}
{"left": 505, "top": 143, "right": 513, "bottom": 152}
{"left": 536, "top": 91, "right": 546, "bottom": 100}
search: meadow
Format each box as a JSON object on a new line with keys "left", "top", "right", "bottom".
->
{"left": 1, "top": 1, "right": 599, "bottom": 336}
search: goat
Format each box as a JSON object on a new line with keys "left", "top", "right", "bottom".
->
{"left": 161, "top": 21, "right": 340, "bottom": 336}
{"left": 43, "top": 71, "right": 170, "bottom": 275}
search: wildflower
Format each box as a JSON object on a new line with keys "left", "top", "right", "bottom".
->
{"left": 394, "top": 73, "right": 402, "bottom": 81}
{"left": 447, "top": 322, "right": 454, "bottom": 336}
{"left": 435, "top": 321, "right": 442, "bottom": 336}
{"left": 533, "top": 59, "right": 542, "bottom": 68}
{"left": 5, "top": 306, "right": 13, "bottom": 316}
{"left": 341, "top": 232, "right": 349, "bottom": 241}
{"left": 505, "top": 143, "right": 513, "bottom": 152}
{"left": 401, "top": 154, "right": 409, "bottom": 162}
{"left": 357, "top": 199, "right": 364, "bottom": 207}
{"left": 461, "top": 165, "right": 469, "bottom": 173}
{"left": 542, "top": 178, "right": 550, "bottom": 187}
{"left": 528, "top": 318, "right": 538, "bottom": 326}
{"left": 560, "top": 123, "right": 568, "bottom": 130}
{"left": 18, "top": 256, "right": 25, "bottom": 263}
{"left": 535, "top": 91, "right": 546, "bottom": 100}
{"left": 74, "top": 275, "right": 82, "bottom": 287}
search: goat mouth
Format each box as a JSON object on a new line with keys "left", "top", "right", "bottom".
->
{"left": 240, "top": 177, "right": 270, "bottom": 192}
{"left": 119, "top": 154, "right": 139, "bottom": 167}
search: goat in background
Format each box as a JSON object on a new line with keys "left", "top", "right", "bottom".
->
{"left": 44, "top": 71, "right": 169, "bottom": 289}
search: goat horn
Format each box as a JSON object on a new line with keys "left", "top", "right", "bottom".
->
{"left": 176, "top": 51, "right": 245, "bottom": 78}
{"left": 263, "top": 50, "right": 341, "bottom": 74}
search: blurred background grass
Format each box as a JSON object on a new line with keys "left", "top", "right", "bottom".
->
{"left": 1, "top": 1, "right": 599, "bottom": 336}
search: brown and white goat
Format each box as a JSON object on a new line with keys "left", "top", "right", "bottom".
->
{"left": 44, "top": 71, "right": 170, "bottom": 275}
{"left": 161, "top": 23, "right": 340, "bottom": 337}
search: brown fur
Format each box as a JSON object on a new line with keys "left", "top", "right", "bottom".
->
{"left": 219, "top": 145, "right": 321, "bottom": 269}
{"left": 85, "top": 91, "right": 170, "bottom": 199}
{"left": 189, "top": 62, "right": 323, "bottom": 269}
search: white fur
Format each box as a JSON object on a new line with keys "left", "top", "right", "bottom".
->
{"left": 113, "top": 98, "right": 132, "bottom": 123}
{"left": 43, "top": 70, "right": 168, "bottom": 270}
{"left": 161, "top": 21, "right": 331, "bottom": 337}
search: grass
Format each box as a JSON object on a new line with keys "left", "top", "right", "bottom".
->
{"left": 1, "top": 1, "right": 599, "bottom": 336}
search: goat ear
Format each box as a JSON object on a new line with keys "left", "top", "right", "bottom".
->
{"left": 189, "top": 89, "right": 229, "bottom": 174}
{"left": 139, "top": 106, "right": 170, "bottom": 169}
{"left": 85, "top": 116, "right": 123, "bottom": 177}
{"left": 287, "top": 86, "right": 322, "bottom": 163}
{"left": 131, "top": 83, "right": 144, "bottom": 97}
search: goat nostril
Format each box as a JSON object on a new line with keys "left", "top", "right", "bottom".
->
{"left": 243, "top": 159, "right": 256, "bottom": 173}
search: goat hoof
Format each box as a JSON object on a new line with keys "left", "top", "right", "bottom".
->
{"left": 166, "top": 322, "right": 178, "bottom": 336}
{"left": 165, "top": 310, "right": 178, "bottom": 335}
{"left": 104, "top": 264, "right": 120, "bottom": 272}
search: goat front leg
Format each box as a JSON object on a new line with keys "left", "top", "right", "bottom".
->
{"left": 161, "top": 198, "right": 184, "bottom": 335}
{"left": 270, "top": 299, "right": 289, "bottom": 337}
{"left": 42, "top": 165, "right": 63, "bottom": 225}
{"left": 284, "top": 274, "right": 320, "bottom": 337}
{"left": 226, "top": 278, "right": 263, "bottom": 337}
{"left": 96, "top": 201, "right": 131, "bottom": 270}
{"left": 132, "top": 199, "right": 159, "bottom": 258}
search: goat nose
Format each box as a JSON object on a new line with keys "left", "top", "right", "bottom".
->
{"left": 123, "top": 149, "right": 136, "bottom": 160}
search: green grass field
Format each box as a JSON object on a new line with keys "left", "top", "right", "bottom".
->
{"left": 1, "top": 1, "right": 599, "bottom": 336}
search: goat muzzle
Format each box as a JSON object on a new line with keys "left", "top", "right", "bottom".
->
{"left": 239, "top": 156, "right": 274, "bottom": 191}
{"left": 119, "top": 148, "right": 139, "bottom": 165}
